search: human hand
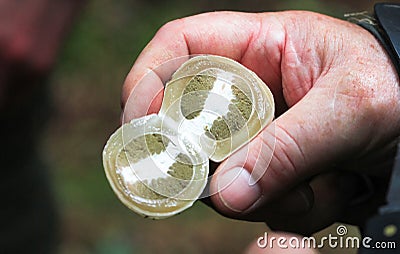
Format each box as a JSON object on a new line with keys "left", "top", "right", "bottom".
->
{"left": 121, "top": 11, "right": 400, "bottom": 235}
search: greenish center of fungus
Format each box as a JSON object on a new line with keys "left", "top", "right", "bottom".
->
{"left": 120, "top": 133, "right": 169, "bottom": 163}
{"left": 206, "top": 85, "right": 252, "bottom": 140}
{"left": 181, "top": 75, "right": 216, "bottom": 119}
{"left": 118, "top": 134, "right": 194, "bottom": 200}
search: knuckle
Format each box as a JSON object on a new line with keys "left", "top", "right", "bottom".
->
{"left": 156, "top": 18, "right": 185, "bottom": 37}
{"left": 254, "top": 125, "right": 306, "bottom": 185}
{"left": 273, "top": 125, "right": 305, "bottom": 177}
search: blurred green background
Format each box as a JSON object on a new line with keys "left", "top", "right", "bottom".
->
{"left": 42, "top": 0, "right": 382, "bottom": 253}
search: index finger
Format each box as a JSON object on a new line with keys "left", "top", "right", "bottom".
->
{"left": 121, "top": 11, "right": 284, "bottom": 122}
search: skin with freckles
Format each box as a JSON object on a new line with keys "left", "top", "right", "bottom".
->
{"left": 121, "top": 10, "right": 400, "bottom": 242}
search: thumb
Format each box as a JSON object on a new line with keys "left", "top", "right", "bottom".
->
{"left": 209, "top": 85, "right": 378, "bottom": 216}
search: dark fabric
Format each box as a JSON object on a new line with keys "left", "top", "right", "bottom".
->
{"left": 0, "top": 83, "right": 59, "bottom": 254}
{"left": 375, "top": 3, "right": 400, "bottom": 77}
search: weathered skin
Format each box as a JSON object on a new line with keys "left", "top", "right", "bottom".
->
{"left": 121, "top": 11, "right": 400, "bottom": 235}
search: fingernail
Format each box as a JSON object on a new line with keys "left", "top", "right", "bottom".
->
{"left": 217, "top": 167, "right": 261, "bottom": 213}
